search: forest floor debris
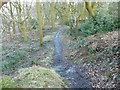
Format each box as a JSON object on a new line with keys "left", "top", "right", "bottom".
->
{"left": 60, "top": 30, "right": 119, "bottom": 88}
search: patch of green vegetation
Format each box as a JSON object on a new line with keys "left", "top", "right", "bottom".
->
{"left": 86, "top": 46, "right": 96, "bottom": 53}
{"left": 80, "top": 54, "right": 95, "bottom": 63}
{"left": 29, "top": 56, "right": 52, "bottom": 67}
{"left": 68, "top": 37, "right": 86, "bottom": 51}
{"left": 1, "top": 76, "right": 18, "bottom": 88}
{"left": 1, "top": 66, "right": 67, "bottom": 88}
{"left": 2, "top": 45, "right": 17, "bottom": 55}
{"left": 1, "top": 50, "right": 28, "bottom": 70}
{"left": 105, "top": 72, "right": 112, "bottom": 78}
{"left": 39, "top": 56, "right": 52, "bottom": 66}
{"left": 2, "top": 49, "right": 14, "bottom": 56}
{"left": 78, "top": 13, "right": 117, "bottom": 37}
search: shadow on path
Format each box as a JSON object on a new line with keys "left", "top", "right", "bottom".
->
{"left": 52, "top": 27, "right": 92, "bottom": 88}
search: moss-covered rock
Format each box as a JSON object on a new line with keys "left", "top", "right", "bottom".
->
{"left": 1, "top": 66, "right": 67, "bottom": 88}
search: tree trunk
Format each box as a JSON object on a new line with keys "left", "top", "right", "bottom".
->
{"left": 85, "top": 2, "right": 94, "bottom": 16}
{"left": 36, "top": 0, "right": 43, "bottom": 46}
{"left": 9, "top": 2, "right": 16, "bottom": 34}
{"left": 50, "top": 2, "right": 55, "bottom": 29}
{"left": 22, "top": 24, "right": 27, "bottom": 42}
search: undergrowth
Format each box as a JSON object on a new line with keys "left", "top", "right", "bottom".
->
{"left": 1, "top": 26, "right": 54, "bottom": 74}
{"left": 1, "top": 50, "right": 27, "bottom": 71}
{"left": 79, "top": 14, "right": 118, "bottom": 37}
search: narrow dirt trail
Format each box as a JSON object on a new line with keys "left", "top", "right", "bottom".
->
{"left": 52, "top": 27, "right": 92, "bottom": 88}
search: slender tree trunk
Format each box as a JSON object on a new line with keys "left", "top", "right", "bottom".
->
{"left": 16, "top": 2, "right": 28, "bottom": 42}
{"left": 22, "top": 24, "right": 27, "bottom": 42}
{"left": 85, "top": 2, "right": 94, "bottom": 16}
{"left": 36, "top": 0, "right": 43, "bottom": 46}
{"left": 9, "top": 2, "right": 16, "bottom": 34}
{"left": 50, "top": 2, "right": 55, "bottom": 29}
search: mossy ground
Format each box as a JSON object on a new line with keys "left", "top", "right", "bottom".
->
{"left": 1, "top": 66, "right": 67, "bottom": 88}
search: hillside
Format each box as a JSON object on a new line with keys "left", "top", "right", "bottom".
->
{"left": 60, "top": 30, "right": 119, "bottom": 88}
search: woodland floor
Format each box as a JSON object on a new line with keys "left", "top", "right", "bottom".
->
{"left": 1, "top": 25, "right": 59, "bottom": 75}
{"left": 60, "top": 29, "right": 119, "bottom": 88}
{"left": 1, "top": 26, "right": 119, "bottom": 88}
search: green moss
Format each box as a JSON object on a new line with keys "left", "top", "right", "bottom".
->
{"left": 105, "top": 72, "right": 112, "bottom": 78}
{"left": 2, "top": 66, "right": 67, "bottom": 88}
{"left": 1, "top": 76, "right": 18, "bottom": 88}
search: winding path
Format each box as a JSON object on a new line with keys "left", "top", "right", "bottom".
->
{"left": 52, "top": 27, "right": 92, "bottom": 88}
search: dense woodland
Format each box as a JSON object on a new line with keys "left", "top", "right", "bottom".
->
{"left": 0, "top": 0, "right": 119, "bottom": 88}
